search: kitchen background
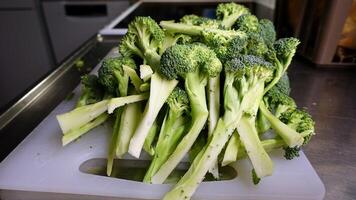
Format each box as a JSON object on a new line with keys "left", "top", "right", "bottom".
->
{"left": 0, "top": 1, "right": 355, "bottom": 199}
{"left": 1, "top": 0, "right": 355, "bottom": 114}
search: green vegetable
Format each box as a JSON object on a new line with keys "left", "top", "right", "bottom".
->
{"left": 143, "top": 87, "right": 190, "bottom": 183}
{"left": 151, "top": 44, "right": 222, "bottom": 184}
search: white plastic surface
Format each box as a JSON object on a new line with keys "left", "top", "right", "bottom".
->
{"left": 0, "top": 49, "right": 325, "bottom": 200}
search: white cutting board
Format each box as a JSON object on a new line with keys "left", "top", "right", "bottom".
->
{"left": 0, "top": 48, "right": 325, "bottom": 200}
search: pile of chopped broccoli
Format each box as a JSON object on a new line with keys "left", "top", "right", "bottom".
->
{"left": 56, "top": 3, "right": 315, "bottom": 200}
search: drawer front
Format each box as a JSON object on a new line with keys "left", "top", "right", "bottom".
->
{"left": 42, "top": 0, "right": 130, "bottom": 63}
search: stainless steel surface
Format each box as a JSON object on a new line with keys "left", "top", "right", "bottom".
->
{"left": 0, "top": 36, "right": 117, "bottom": 161}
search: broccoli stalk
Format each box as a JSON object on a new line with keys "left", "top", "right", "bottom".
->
{"left": 107, "top": 93, "right": 149, "bottom": 113}
{"left": 221, "top": 130, "right": 240, "bottom": 166}
{"left": 161, "top": 119, "right": 227, "bottom": 200}
{"left": 115, "top": 100, "right": 142, "bottom": 158}
{"left": 143, "top": 87, "right": 190, "bottom": 183}
{"left": 207, "top": 75, "right": 220, "bottom": 178}
{"left": 143, "top": 120, "right": 159, "bottom": 156}
{"left": 101, "top": 56, "right": 137, "bottom": 176}
{"left": 128, "top": 73, "right": 178, "bottom": 158}
{"left": 119, "top": 17, "right": 180, "bottom": 158}
{"left": 57, "top": 100, "right": 110, "bottom": 133}
{"left": 259, "top": 86, "right": 304, "bottom": 147}
{"left": 150, "top": 44, "right": 222, "bottom": 184}
{"left": 62, "top": 113, "right": 109, "bottom": 146}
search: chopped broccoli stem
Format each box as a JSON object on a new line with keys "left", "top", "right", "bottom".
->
{"left": 62, "top": 113, "right": 109, "bottom": 146}
{"left": 128, "top": 73, "right": 178, "bottom": 158}
{"left": 259, "top": 101, "right": 304, "bottom": 147}
{"left": 107, "top": 93, "right": 150, "bottom": 114}
{"left": 57, "top": 100, "right": 109, "bottom": 133}
{"left": 222, "top": 130, "right": 240, "bottom": 166}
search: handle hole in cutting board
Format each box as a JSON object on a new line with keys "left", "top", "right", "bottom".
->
{"left": 79, "top": 158, "right": 237, "bottom": 183}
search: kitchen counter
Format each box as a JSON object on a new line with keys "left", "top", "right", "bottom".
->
{"left": 288, "top": 58, "right": 356, "bottom": 200}
{"left": 1, "top": 35, "right": 356, "bottom": 199}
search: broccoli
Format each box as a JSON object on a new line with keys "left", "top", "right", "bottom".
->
{"left": 60, "top": 57, "right": 138, "bottom": 136}
{"left": 216, "top": 2, "right": 250, "bottom": 29}
{"left": 259, "top": 84, "right": 305, "bottom": 148}
{"left": 119, "top": 16, "right": 164, "bottom": 70}
{"left": 143, "top": 87, "right": 190, "bottom": 183}
{"left": 120, "top": 17, "right": 179, "bottom": 158}
{"left": 264, "top": 86, "right": 297, "bottom": 118}
{"left": 101, "top": 56, "right": 138, "bottom": 176}
{"left": 98, "top": 57, "right": 135, "bottom": 96}
{"left": 161, "top": 55, "right": 274, "bottom": 199}
{"left": 150, "top": 44, "right": 222, "bottom": 184}
{"left": 221, "top": 130, "right": 240, "bottom": 166}
{"left": 259, "top": 19, "right": 276, "bottom": 48}
{"left": 279, "top": 108, "right": 315, "bottom": 160}
{"left": 264, "top": 38, "right": 300, "bottom": 94}
{"left": 275, "top": 72, "right": 291, "bottom": 95}
{"left": 75, "top": 75, "right": 104, "bottom": 108}
{"left": 256, "top": 73, "right": 290, "bottom": 133}
{"left": 180, "top": 14, "right": 221, "bottom": 29}
{"left": 128, "top": 73, "right": 178, "bottom": 158}
{"left": 234, "top": 14, "right": 259, "bottom": 33}
{"left": 207, "top": 74, "right": 221, "bottom": 178}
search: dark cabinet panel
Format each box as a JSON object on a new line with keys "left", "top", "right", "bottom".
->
{"left": 0, "top": 10, "right": 53, "bottom": 112}
{"left": 42, "top": 1, "right": 129, "bottom": 63}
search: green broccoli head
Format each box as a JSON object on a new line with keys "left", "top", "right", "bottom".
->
{"left": 274, "top": 73, "right": 291, "bottom": 95}
{"left": 283, "top": 146, "right": 300, "bottom": 160}
{"left": 119, "top": 16, "right": 164, "bottom": 64}
{"left": 279, "top": 108, "right": 315, "bottom": 159}
{"left": 202, "top": 29, "right": 247, "bottom": 62}
{"left": 180, "top": 15, "right": 221, "bottom": 29}
{"left": 216, "top": 2, "right": 250, "bottom": 28}
{"left": 76, "top": 74, "right": 104, "bottom": 107}
{"left": 225, "top": 55, "right": 274, "bottom": 84}
{"left": 159, "top": 44, "right": 222, "bottom": 80}
{"left": 264, "top": 86, "right": 296, "bottom": 118}
{"left": 234, "top": 14, "right": 259, "bottom": 33}
{"left": 167, "top": 87, "right": 190, "bottom": 114}
{"left": 246, "top": 33, "right": 269, "bottom": 57}
{"left": 259, "top": 19, "right": 276, "bottom": 47}
{"left": 98, "top": 57, "right": 136, "bottom": 96}
{"left": 273, "top": 37, "right": 300, "bottom": 65}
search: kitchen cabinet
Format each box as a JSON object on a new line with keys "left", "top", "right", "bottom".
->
{"left": 42, "top": 0, "right": 130, "bottom": 64}
{"left": 0, "top": 0, "right": 54, "bottom": 112}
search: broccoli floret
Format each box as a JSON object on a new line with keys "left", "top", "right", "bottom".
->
{"left": 98, "top": 57, "right": 135, "bottom": 96}
{"left": 216, "top": 2, "right": 250, "bottom": 29}
{"left": 76, "top": 74, "right": 104, "bottom": 108}
{"left": 119, "top": 16, "right": 164, "bottom": 70}
{"left": 246, "top": 33, "right": 269, "bottom": 57}
{"left": 264, "top": 86, "right": 296, "bottom": 118}
{"left": 275, "top": 73, "right": 291, "bottom": 95}
{"left": 234, "top": 14, "right": 259, "bottom": 33}
{"left": 279, "top": 109, "right": 315, "bottom": 159}
{"left": 144, "top": 87, "right": 190, "bottom": 183}
{"left": 259, "top": 19, "right": 276, "bottom": 47}
{"left": 264, "top": 38, "right": 300, "bottom": 93}
{"left": 151, "top": 44, "right": 222, "bottom": 184}
{"left": 259, "top": 100, "right": 303, "bottom": 148}
{"left": 180, "top": 15, "right": 221, "bottom": 29}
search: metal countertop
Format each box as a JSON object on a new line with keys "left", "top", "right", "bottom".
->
{"left": 1, "top": 36, "right": 356, "bottom": 200}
